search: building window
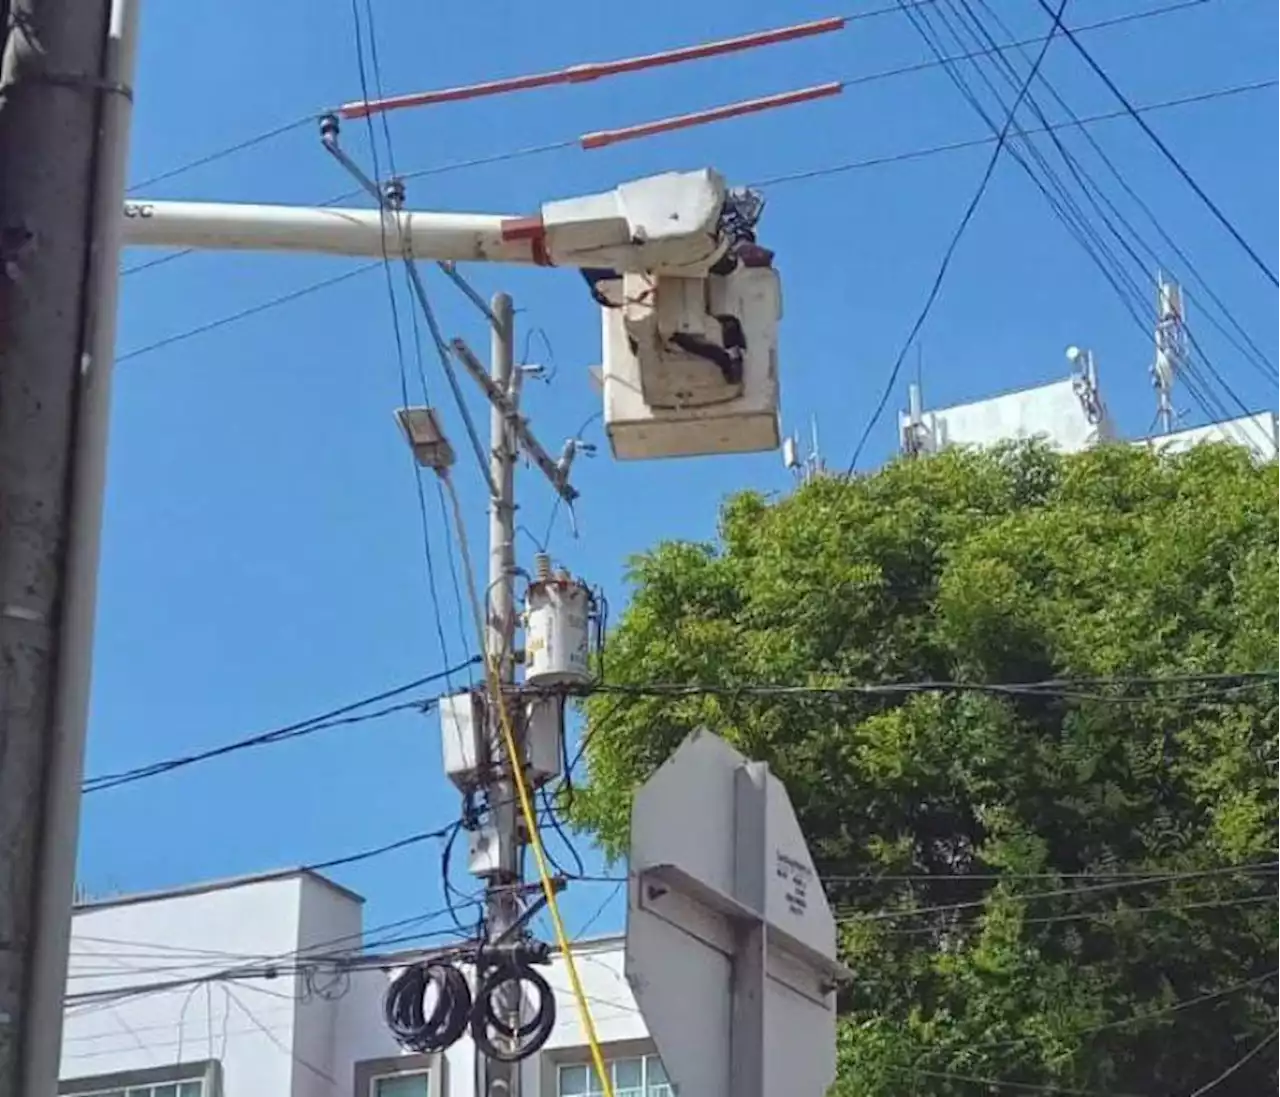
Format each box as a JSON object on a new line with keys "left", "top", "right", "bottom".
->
{"left": 369, "top": 1070, "right": 431, "bottom": 1097}
{"left": 557, "top": 1054, "right": 671, "bottom": 1097}
{"left": 77, "top": 1084, "right": 204, "bottom": 1097}
{"left": 354, "top": 1053, "right": 439, "bottom": 1097}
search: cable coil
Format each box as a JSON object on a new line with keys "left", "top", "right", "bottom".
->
{"left": 469, "top": 958, "right": 557, "bottom": 1063}
{"left": 383, "top": 960, "right": 472, "bottom": 1053}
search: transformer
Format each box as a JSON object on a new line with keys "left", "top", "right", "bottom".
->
{"left": 524, "top": 562, "right": 593, "bottom": 687}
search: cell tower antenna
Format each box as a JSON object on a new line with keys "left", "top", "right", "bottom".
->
{"left": 1153, "top": 271, "right": 1186, "bottom": 434}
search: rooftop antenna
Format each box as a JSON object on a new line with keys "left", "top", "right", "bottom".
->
{"left": 1153, "top": 272, "right": 1186, "bottom": 434}
{"left": 782, "top": 417, "right": 825, "bottom": 484}
{"left": 807, "top": 416, "right": 826, "bottom": 480}
{"left": 902, "top": 384, "right": 927, "bottom": 457}
{"left": 1066, "top": 345, "right": 1107, "bottom": 430}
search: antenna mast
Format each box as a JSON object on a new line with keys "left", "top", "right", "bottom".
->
{"left": 1153, "top": 272, "right": 1186, "bottom": 434}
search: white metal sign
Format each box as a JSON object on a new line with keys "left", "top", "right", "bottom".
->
{"left": 624, "top": 729, "right": 850, "bottom": 1097}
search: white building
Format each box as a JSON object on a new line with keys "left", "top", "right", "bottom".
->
{"left": 899, "top": 373, "right": 1113, "bottom": 457}
{"left": 897, "top": 372, "right": 1278, "bottom": 462}
{"left": 61, "top": 869, "right": 664, "bottom": 1097}
{"left": 1137, "top": 410, "right": 1279, "bottom": 461}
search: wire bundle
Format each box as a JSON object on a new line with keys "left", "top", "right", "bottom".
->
{"left": 383, "top": 960, "right": 472, "bottom": 1053}
{"left": 469, "top": 957, "right": 557, "bottom": 1063}
{"left": 382, "top": 955, "right": 557, "bottom": 1062}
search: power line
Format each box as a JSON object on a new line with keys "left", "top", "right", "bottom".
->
{"left": 126, "top": 115, "right": 314, "bottom": 194}
{"left": 892, "top": 1066, "right": 1138, "bottom": 1096}
{"left": 1185, "top": 1029, "right": 1278, "bottom": 1096}
{"left": 844, "top": 0, "right": 1070, "bottom": 473}
{"left": 751, "top": 78, "right": 1275, "bottom": 188}
{"left": 78, "top": 669, "right": 1275, "bottom": 795}
{"left": 1030, "top": 0, "right": 1278, "bottom": 288}
{"left": 116, "top": 262, "right": 382, "bottom": 361}
{"left": 111, "top": 79, "right": 1274, "bottom": 367}
{"left": 116, "top": 0, "right": 1204, "bottom": 209}
{"left": 117, "top": 0, "right": 930, "bottom": 198}
{"left": 945, "top": 0, "right": 1277, "bottom": 399}
{"left": 835, "top": 862, "right": 1278, "bottom": 923}
{"left": 117, "top": 0, "right": 1218, "bottom": 289}
{"left": 81, "top": 656, "right": 479, "bottom": 793}
{"left": 578, "top": 669, "right": 1279, "bottom": 702}
{"left": 965, "top": 971, "right": 1279, "bottom": 1053}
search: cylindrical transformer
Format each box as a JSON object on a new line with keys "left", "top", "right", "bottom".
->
{"left": 524, "top": 573, "right": 593, "bottom": 686}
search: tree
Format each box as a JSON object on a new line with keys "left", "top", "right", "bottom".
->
{"left": 570, "top": 442, "right": 1278, "bottom": 1095}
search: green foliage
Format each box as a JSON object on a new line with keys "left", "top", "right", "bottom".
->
{"left": 573, "top": 442, "right": 1278, "bottom": 1094}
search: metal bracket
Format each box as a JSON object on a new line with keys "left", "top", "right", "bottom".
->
{"left": 0, "top": 71, "right": 133, "bottom": 101}
{"left": 637, "top": 863, "right": 852, "bottom": 996}
{"left": 451, "top": 338, "right": 580, "bottom": 504}
{"left": 490, "top": 876, "right": 567, "bottom": 948}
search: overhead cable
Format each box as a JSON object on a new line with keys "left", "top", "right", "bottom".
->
{"left": 81, "top": 655, "right": 479, "bottom": 793}
{"left": 578, "top": 669, "right": 1280, "bottom": 702}
{"left": 1030, "top": 0, "right": 1278, "bottom": 287}
{"left": 118, "top": 0, "right": 1201, "bottom": 203}
{"left": 844, "top": 0, "right": 1070, "bottom": 473}
{"left": 438, "top": 472, "right": 617, "bottom": 1094}
{"left": 835, "top": 861, "right": 1278, "bottom": 924}
{"left": 959, "top": 0, "right": 1275, "bottom": 385}
{"left": 1184, "top": 1030, "right": 1278, "bottom": 1097}
{"left": 113, "top": 79, "right": 1274, "bottom": 367}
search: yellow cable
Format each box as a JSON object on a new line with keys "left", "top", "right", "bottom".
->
{"left": 441, "top": 473, "right": 617, "bottom": 1097}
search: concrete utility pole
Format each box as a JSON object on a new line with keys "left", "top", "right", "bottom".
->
{"left": 0, "top": 1, "right": 139, "bottom": 1095}
{"left": 482, "top": 292, "right": 524, "bottom": 1097}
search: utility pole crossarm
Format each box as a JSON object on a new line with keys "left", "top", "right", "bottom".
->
{"left": 451, "top": 338, "right": 579, "bottom": 504}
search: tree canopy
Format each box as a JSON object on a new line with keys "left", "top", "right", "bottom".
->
{"left": 571, "top": 442, "right": 1278, "bottom": 1095}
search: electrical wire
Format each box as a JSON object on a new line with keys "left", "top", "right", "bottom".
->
{"left": 347, "top": 0, "right": 470, "bottom": 702}
{"left": 81, "top": 656, "right": 479, "bottom": 792}
{"left": 751, "top": 78, "right": 1275, "bottom": 188}
{"left": 845, "top": 0, "right": 1070, "bottom": 473}
{"left": 383, "top": 960, "right": 472, "bottom": 1052}
{"left": 76, "top": 669, "right": 1275, "bottom": 797}
{"left": 835, "top": 862, "right": 1277, "bottom": 924}
{"left": 116, "top": 0, "right": 932, "bottom": 202}
{"left": 579, "top": 670, "right": 1279, "bottom": 702}
{"left": 1184, "top": 1029, "right": 1278, "bottom": 1096}
{"left": 1030, "top": 0, "right": 1278, "bottom": 288}
{"left": 437, "top": 470, "right": 616, "bottom": 1097}
{"left": 891, "top": 1066, "right": 1137, "bottom": 1096}
{"left": 116, "top": 262, "right": 381, "bottom": 361}
{"left": 126, "top": 115, "right": 314, "bottom": 194}
{"left": 940, "top": 0, "right": 1271, "bottom": 431}
{"left": 538, "top": 784, "right": 588, "bottom": 881}
{"left": 959, "top": 1, "right": 1275, "bottom": 386}
{"left": 112, "top": 79, "right": 1275, "bottom": 367}
{"left": 117, "top": 0, "right": 1218, "bottom": 290}
{"left": 966, "top": 971, "right": 1277, "bottom": 1052}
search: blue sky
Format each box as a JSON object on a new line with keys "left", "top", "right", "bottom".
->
{"left": 80, "top": 0, "right": 1278, "bottom": 943}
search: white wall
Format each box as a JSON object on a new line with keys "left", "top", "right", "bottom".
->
{"left": 900, "top": 378, "right": 1107, "bottom": 455}
{"left": 61, "top": 873, "right": 652, "bottom": 1097}
{"left": 293, "top": 874, "right": 367, "bottom": 1097}
{"left": 62, "top": 873, "right": 352, "bottom": 1095}
{"left": 1137, "top": 410, "right": 1278, "bottom": 461}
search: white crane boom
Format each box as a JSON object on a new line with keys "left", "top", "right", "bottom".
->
{"left": 121, "top": 168, "right": 731, "bottom": 275}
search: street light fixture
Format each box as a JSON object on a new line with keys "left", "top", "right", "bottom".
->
{"left": 396, "top": 406, "right": 455, "bottom": 472}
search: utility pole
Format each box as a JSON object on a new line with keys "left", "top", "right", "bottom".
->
{"left": 483, "top": 292, "right": 524, "bottom": 1097}
{"left": 0, "top": 2, "right": 138, "bottom": 1096}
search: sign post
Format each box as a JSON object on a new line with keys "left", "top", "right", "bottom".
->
{"left": 624, "top": 729, "right": 851, "bottom": 1097}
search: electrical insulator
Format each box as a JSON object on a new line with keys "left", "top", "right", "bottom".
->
{"left": 524, "top": 565, "right": 593, "bottom": 687}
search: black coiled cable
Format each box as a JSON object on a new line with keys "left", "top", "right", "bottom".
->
{"left": 469, "top": 957, "right": 557, "bottom": 1063}
{"left": 383, "top": 960, "right": 472, "bottom": 1053}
